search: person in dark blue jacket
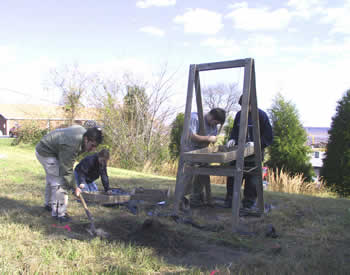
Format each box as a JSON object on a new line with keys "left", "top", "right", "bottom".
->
{"left": 74, "top": 149, "right": 111, "bottom": 193}
{"left": 225, "top": 95, "right": 273, "bottom": 208}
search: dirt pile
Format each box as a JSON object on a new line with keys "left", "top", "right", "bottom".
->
{"left": 128, "top": 218, "right": 195, "bottom": 255}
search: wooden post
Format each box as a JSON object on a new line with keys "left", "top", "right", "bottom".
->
{"left": 249, "top": 60, "right": 264, "bottom": 212}
{"left": 173, "top": 64, "right": 196, "bottom": 214}
{"left": 195, "top": 70, "right": 205, "bottom": 136}
{"left": 194, "top": 69, "right": 212, "bottom": 204}
{"left": 174, "top": 58, "right": 264, "bottom": 231}
{"left": 232, "top": 58, "right": 253, "bottom": 231}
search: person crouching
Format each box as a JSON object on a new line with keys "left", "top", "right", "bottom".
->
{"left": 74, "top": 149, "right": 111, "bottom": 193}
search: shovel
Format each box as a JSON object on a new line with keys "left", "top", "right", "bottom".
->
{"left": 78, "top": 192, "right": 97, "bottom": 236}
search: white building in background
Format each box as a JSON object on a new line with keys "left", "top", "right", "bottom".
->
{"left": 310, "top": 150, "right": 326, "bottom": 181}
{"left": 304, "top": 127, "right": 329, "bottom": 181}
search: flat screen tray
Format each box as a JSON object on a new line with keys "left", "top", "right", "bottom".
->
{"left": 182, "top": 144, "right": 254, "bottom": 164}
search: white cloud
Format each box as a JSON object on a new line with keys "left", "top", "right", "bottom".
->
{"left": 287, "top": 27, "right": 298, "bottom": 33}
{"left": 139, "top": 26, "right": 165, "bottom": 37}
{"left": 267, "top": 59, "right": 350, "bottom": 127}
{"left": 136, "top": 0, "right": 176, "bottom": 8}
{"left": 287, "top": 0, "right": 324, "bottom": 19}
{"left": 281, "top": 37, "right": 350, "bottom": 60}
{"left": 0, "top": 45, "right": 17, "bottom": 65}
{"left": 200, "top": 35, "right": 278, "bottom": 58}
{"left": 309, "top": 37, "right": 350, "bottom": 57}
{"left": 226, "top": 2, "right": 292, "bottom": 31}
{"left": 245, "top": 35, "right": 278, "bottom": 57}
{"left": 84, "top": 58, "right": 154, "bottom": 80}
{"left": 320, "top": 5, "right": 350, "bottom": 34}
{"left": 0, "top": 54, "right": 59, "bottom": 104}
{"left": 287, "top": 0, "right": 350, "bottom": 33}
{"left": 174, "top": 8, "right": 223, "bottom": 35}
{"left": 200, "top": 37, "right": 240, "bottom": 57}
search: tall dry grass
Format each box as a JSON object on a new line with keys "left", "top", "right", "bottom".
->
{"left": 142, "top": 160, "right": 178, "bottom": 177}
{"left": 267, "top": 168, "right": 327, "bottom": 195}
{"left": 145, "top": 160, "right": 331, "bottom": 198}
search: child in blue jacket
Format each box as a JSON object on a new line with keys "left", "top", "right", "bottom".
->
{"left": 74, "top": 149, "right": 110, "bottom": 192}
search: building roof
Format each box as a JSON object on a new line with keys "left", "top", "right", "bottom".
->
{"left": 0, "top": 104, "right": 98, "bottom": 120}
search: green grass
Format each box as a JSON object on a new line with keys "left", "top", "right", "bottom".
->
{"left": 1, "top": 138, "right": 350, "bottom": 274}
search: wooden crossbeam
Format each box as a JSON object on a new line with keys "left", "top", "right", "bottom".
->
{"left": 174, "top": 58, "right": 264, "bottom": 233}
{"left": 197, "top": 59, "right": 248, "bottom": 71}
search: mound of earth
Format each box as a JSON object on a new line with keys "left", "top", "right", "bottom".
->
{"left": 128, "top": 218, "right": 195, "bottom": 255}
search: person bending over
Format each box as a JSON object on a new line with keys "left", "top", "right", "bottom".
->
{"left": 35, "top": 125, "right": 103, "bottom": 222}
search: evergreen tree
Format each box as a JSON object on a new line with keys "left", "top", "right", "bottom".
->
{"left": 123, "top": 85, "right": 149, "bottom": 124}
{"left": 169, "top": 113, "right": 184, "bottom": 159}
{"left": 123, "top": 85, "right": 149, "bottom": 137}
{"left": 267, "top": 93, "right": 314, "bottom": 181}
{"left": 321, "top": 89, "right": 350, "bottom": 196}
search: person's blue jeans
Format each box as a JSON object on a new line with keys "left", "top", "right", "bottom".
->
{"left": 74, "top": 171, "right": 98, "bottom": 192}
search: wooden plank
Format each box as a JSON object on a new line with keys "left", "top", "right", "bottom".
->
{"left": 195, "top": 70, "right": 205, "bottom": 136}
{"left": 82, "top": 191, "right": 130, "bottom": 205}
{"left": 232, "top": 58, "right": 253, "bottom": 231}
{"left": 185, "top": 165, "right": 236, "bottom": 177}
{"left": 180, "top": 64, "right": 196, "bottom": 149}
{"left": 194, "top": 70, "right": 213, "bottom": 203}
{"left": 249, "top": 60, "right": 264, "bottom": 212}
{"left": 184, "top": 165, "right": 259, "bottom": 176}
{"left": 183, "top": 144, "right": 255, "bottom": 163}
{"left": 173, "top": 64, "right": 196, "bottom": 214}
{"left": 130, "top": 188, "right": 169, "bottom": 203}
{"left": 197, "top": 59, "right": 248, "bottom": 71}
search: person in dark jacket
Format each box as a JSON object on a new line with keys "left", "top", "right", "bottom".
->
{"left": 225, "top": 95, "right": 273, "bottom": 208}
{"left": 74, "top": 149, "right": 111, "bottom": 193}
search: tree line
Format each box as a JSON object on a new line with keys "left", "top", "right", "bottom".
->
{"left": 14, "top": 64, "right": 350, "bottom": 197}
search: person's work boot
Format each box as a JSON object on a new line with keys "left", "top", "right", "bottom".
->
{"left": 241, "top": 198, "right": 256, "bottom": 209}
{"left": 223, "top": 195, "right": 232, "bottom": 208}
{"left": 180, "top": 197, "right": 190, "bottom": 211}
{"left": 44, "top": 205, "right": 52, "bottom": 212}
{"left": 190, "top": 199, "right": 203, "bottom": 208}
{"left": 189, "top": 194, "right": 204, "bottom": 208}
{"left": 56, "top": 214, "right": 72, "bottom": 223}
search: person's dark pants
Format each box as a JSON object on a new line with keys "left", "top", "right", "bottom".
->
{"left": 226, "top": 165, "right": 258, "bottom": 208}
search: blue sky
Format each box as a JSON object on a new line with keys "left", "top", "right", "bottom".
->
{"left": 1, "top": 0, "right": 350, "bottom": 127}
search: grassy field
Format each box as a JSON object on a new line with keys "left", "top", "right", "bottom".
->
{"left": 0, "top": 138, "right": 350, "bottom": 274}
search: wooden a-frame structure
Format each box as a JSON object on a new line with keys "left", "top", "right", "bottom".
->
{"left": 173, "top": 58, "right": 264, "bottom": 231}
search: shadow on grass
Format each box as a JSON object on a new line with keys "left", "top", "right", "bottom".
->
{"left": 0, "top": 194, "right": 248, "bottom": 269}
{"left": 109, "top": 176, "right": 175, "bottom": 190}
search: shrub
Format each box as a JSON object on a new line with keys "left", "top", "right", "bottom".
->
{"left": 169, "top": 113, "right": 184, "bottom": 159}
{"left": 267, "top": 93, "right": 314, "bottom": 181}
{"left": 12, "top": 121, "right": 48, "bottom": 146}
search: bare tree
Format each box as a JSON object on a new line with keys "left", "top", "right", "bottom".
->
{"left": 91, "top": 65, "right": 178, "bottom": 171}
{"left": 144, "top": 63, "right": 178, "bottom": 160}
{"left": 202, "top": 82, "right": 241, "bottom": 115}
{"left": 50, "top": 64, "right": 92, "bottom": 125}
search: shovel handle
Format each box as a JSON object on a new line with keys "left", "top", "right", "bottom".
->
{"left": 78, "top": 193, "right": 89, "bottom": 211}
{"left": 78, "top": 192, "right": 95, "bottom": 225}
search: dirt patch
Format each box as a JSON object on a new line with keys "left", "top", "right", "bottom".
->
{"left": 127, "top": 218, "right": 196, "bottom": 255}
{"left": 63, "top": 200, "right": 268, "bottom": 268}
